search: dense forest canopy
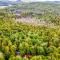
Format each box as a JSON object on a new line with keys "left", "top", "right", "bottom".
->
{"left": 0, "top": 2, "right": 60, "bottom": 60}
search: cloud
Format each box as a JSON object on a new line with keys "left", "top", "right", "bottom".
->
{"left": 9, "top": 0, "right": 17, "bottom": 1}
{"left": 21, "top": 0, "right": 33, "bottom": 2}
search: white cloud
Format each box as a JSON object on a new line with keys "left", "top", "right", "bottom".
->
{"left": 9, "top": 0, "right": 17, "bottom": 1}
{"left": 21, "top": 0, "right": 33, "bottom": 2}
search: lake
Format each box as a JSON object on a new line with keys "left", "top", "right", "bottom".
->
{"left": 0, "top": 6, "right": 7, "bottom": 9}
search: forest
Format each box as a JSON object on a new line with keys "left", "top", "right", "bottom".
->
{"left": 0, "top": 2, "right": 60, "bottom": 60}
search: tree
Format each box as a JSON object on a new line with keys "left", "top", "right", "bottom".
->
{"left": 0, "top": 52, "right": 5, "bottom": 60}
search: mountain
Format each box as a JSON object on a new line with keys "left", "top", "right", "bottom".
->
{"left": 8, "top": 2, "right": 60, "bottom": 15}
{"left": 0, "top": 0, "right": 21, "bottom": 6}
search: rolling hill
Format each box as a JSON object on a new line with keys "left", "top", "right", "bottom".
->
{"left": 0, "top": 0, "right": 21, "bottom": 6}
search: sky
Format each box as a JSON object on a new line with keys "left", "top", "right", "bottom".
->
{"left": 9, "top": 0, "right": 60, "bottom": 2}
{"left": 21, "top": 0, "right": 60, "bottom": 2}
{"left": 1, "top": 0, "right": 60, "bottom": 2}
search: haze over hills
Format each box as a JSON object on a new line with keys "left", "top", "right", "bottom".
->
{"left": 0, "top": 0, "right": 21, "bottom": 6}
{"left": 0, "top": 0, "right": 60, "bottom": 6}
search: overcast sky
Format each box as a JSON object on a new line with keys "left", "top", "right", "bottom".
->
{"left": 8, "top": 0, "right": 60, "bottom": 2}
{"left": 0, "top": 0, "right": 60, "bottom": 2}
{"left": 21, "top": 0, "right": 60, "bottom": 2}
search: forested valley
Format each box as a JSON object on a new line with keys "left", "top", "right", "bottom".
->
{"left": 0, "top": 2, "right": 60, "bottom": 60}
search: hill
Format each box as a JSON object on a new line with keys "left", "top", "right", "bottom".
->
{"left": 0, "top": 0, "right": 21, "bottom": 6}
{"left": 5, "top": 2, "right": 60, "bottom": 25}
{"left": 9, "top": 2, "right": 60, "bottom": 15}
{"left": 0, "top": 1, "right": 60, "bottom": 60}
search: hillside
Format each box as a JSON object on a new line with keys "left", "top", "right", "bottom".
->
{"left": 5, "top": 2, "right": 60, "bottom": 26}
{"left": 9, "top": 2, "right": 60, "bottom": 15}
{"left": 0, "top": 0, "right": 21, "bottom": 6}
{"left": 0, "top": 2, "right": 60, "bottom": 60}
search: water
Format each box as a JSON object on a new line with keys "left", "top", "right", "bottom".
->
{"left": 0, "top": 6, "right": 7, "bottom": 9}
{"left": 0, "top": 5, "right": 12, "bottom": 9}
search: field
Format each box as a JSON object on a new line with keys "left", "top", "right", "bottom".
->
{"left": 0, "top": 2, "right": 60, "bottom": 60}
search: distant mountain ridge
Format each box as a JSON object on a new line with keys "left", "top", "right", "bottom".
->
{"left": 0, "top": 0, "right": 60, "bottom": 6}
{"left": 0, "top": 0, "right": 21, "bottom": 6}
